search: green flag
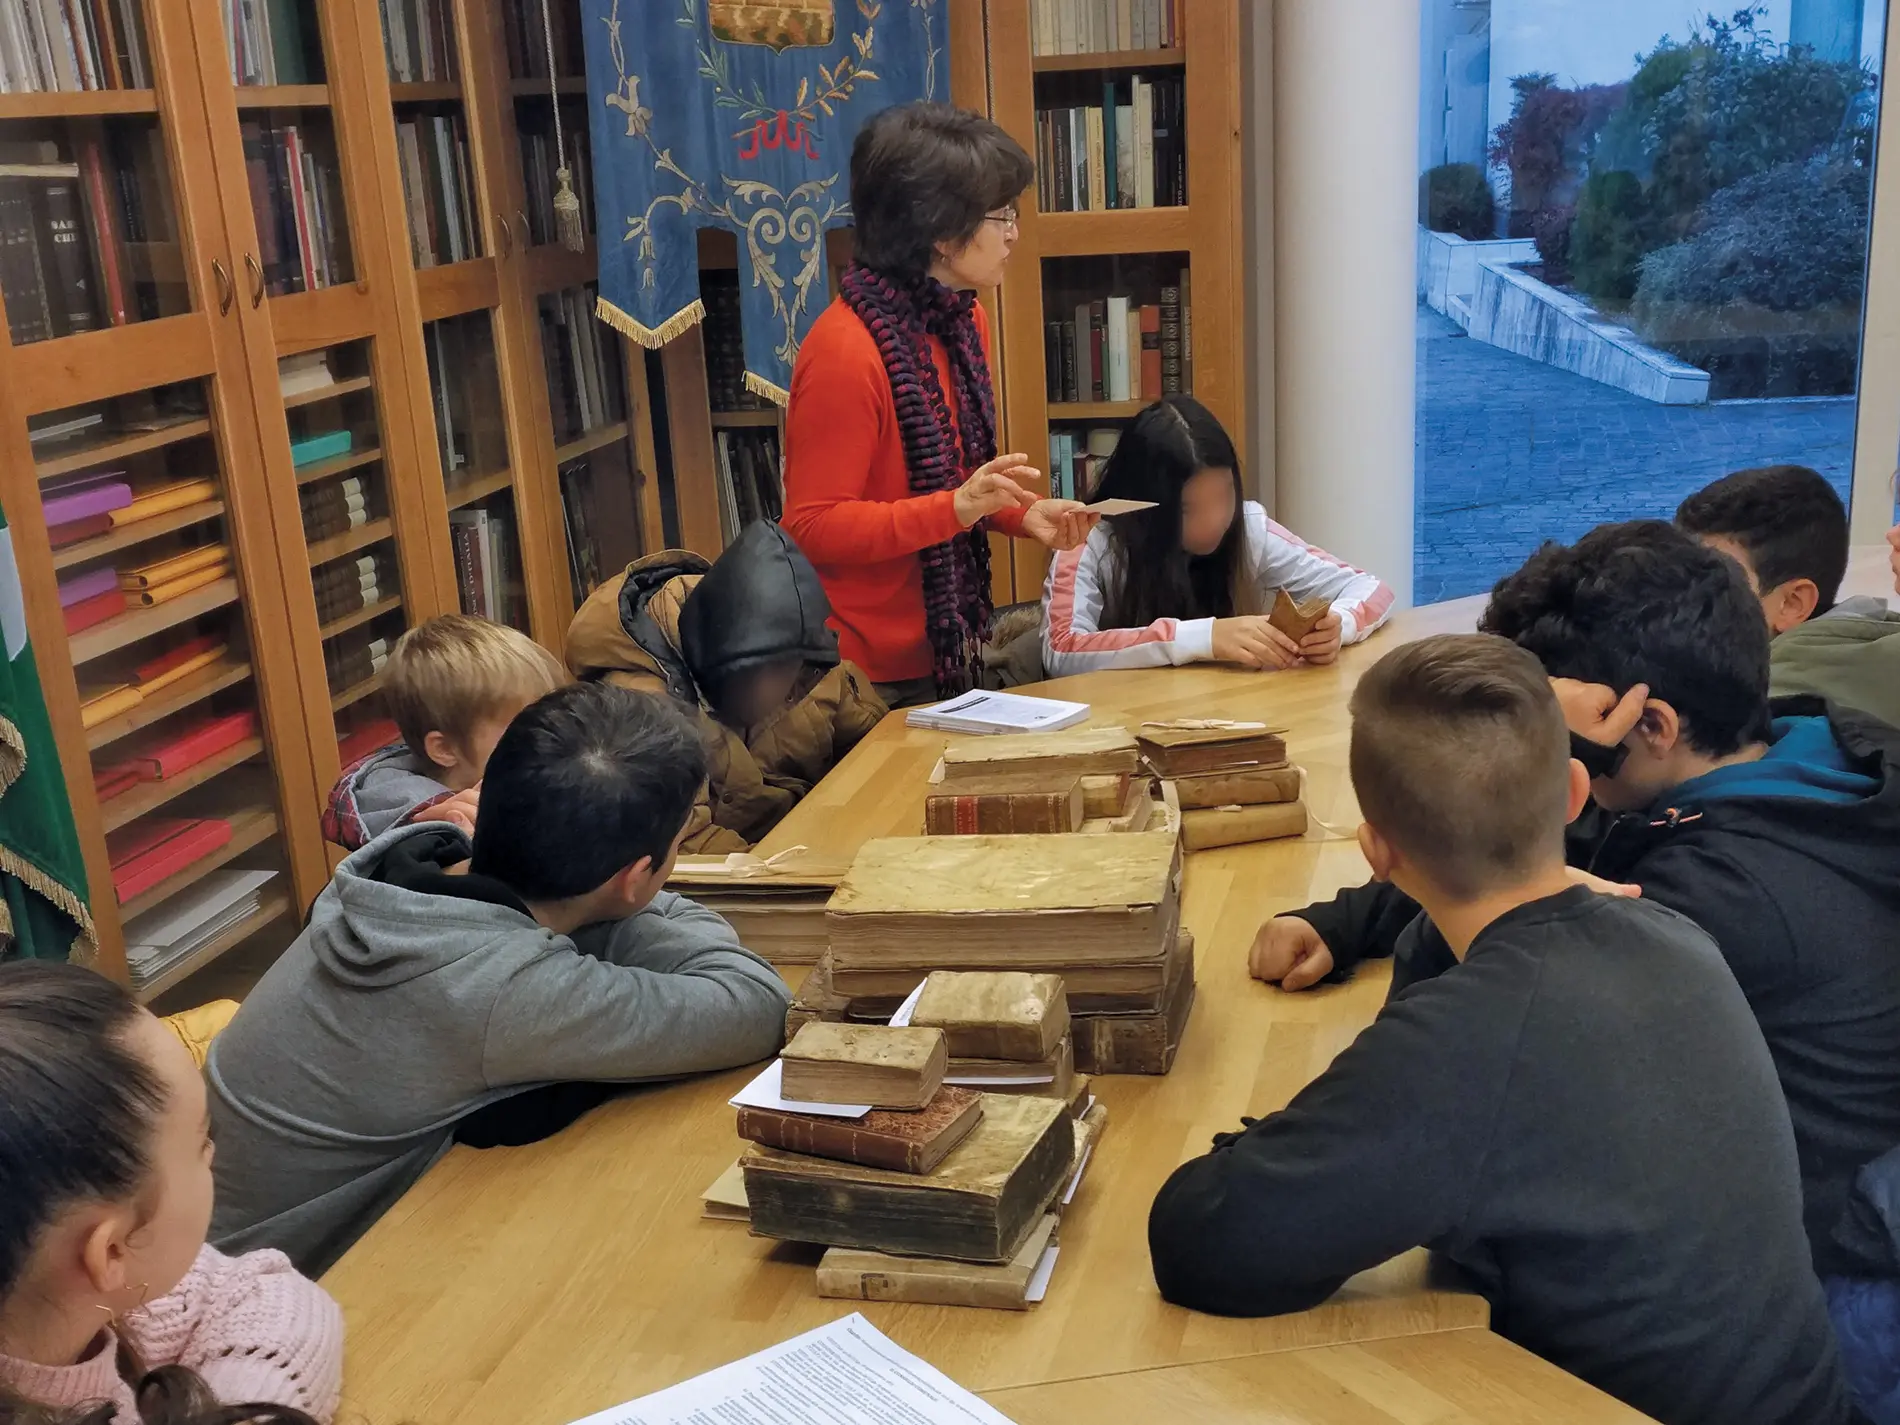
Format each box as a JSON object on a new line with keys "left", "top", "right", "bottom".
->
{"left": 0, "top": 497, "right": 96, "bottom": 963}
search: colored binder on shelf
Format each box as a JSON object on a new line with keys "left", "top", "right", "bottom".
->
{"left": 135, "top": 635, "right": 226, "bottom": 686}
{"left": 43, "top": 480, "right": 132, "bottom": 527}
{"left": 290, "top": 430, "right": 352, "bottom": 467}
{"left": 108, "top": 818, "right": 235, "bottom": 903}
{"left": 107, "top": 479, "right": 218, "bottom": 527}
{"left": 130, "top": 709, "right": 258, "bottom": 781}
{"left": 78, "top": 684, "right": 143, "bottom": 730}
{"left": 48, "top": 514, "right": 114, "bottom": 548}
{"left": 58, "top": 566, "right": 120, "bottom": 608}
{"left": 63, "top": 588, "right": 126, "bottom": 636}
{"left": 120, "top": 544, "right": 230, "bottom": 590}
{"left": 130, "top": 562, "right": 230, "bottom": 608}
{"left": 137, "top": 644, "right": 229, "bottom": 697}
{"left": 336, "top": 718, "right": 400, "bottom": 769}
{"left": 92, "top": 762, "right": 143, "bottom": 803}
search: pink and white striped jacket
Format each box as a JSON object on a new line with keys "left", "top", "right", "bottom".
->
{"left": 1040, "top": 502, "right": 1396, "bottom": 678}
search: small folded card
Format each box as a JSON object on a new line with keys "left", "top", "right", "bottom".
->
{"left": 1084, "top": 498, "right": 1158, "bottom": 515}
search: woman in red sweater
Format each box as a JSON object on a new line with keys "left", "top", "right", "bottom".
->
{"left": 782, "top": 103, "right": 1096, "bottom": 706}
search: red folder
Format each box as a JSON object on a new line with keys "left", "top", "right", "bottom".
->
{"left": 108, "top": 818, "right": 233, "bottom": 902}
{"left": 63, "top": 589, "right": 126, "bottom": 636}
{"left": 92, "top": 762, "right": 142, "bottom": 803}
{"left": 49, "top": 514, "right": 112, "bottom": 549}
{"left": 130, "top": 709, "right": 258, "bottom": 781}
{"left": 337, "top": 718, "right": 402, "bottom": 770}
{"left": 134, "top": 633, "right": 224, "bottom": 685}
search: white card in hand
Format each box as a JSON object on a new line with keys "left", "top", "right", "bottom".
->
{"left": 1084, "top": 498, "right": 1159, "bottom": 515}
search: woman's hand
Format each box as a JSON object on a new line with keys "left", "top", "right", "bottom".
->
{"left": 953, "top": 455, "right": 1040, "bottom": 527}
{"left": 1020, "top": 499, "right": 1099, "bottom": 551}
{"left": 1549, "top": 677, "right": 1649, "bottom": 746}
{"left": 1211, "top": 616, "right": 1300, "bottom": 670}
{"left": 1297, "top": 610, "right": 1343, "bottom": 665}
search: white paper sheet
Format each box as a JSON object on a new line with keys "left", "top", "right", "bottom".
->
{"left": 728, "top": 1060, "right": 871, "bottom": 1120}
{"left": 123, "top": 869, "right": 276, "bottom": 951}
{"left": 905, "top": 690, "right": 1091, "bottom": 735}
{"left": 568, "top": 1313, "right": 1018, "bottom": 1425}
{"left": 1024, "top": 1245, "right": 1060, "bottom": 1304}
{"left": 1083, "top": 497, "right": 1158, "bottom": 515}
{"left": 944, "top": 1074, "right": 1055, "bottom": 1087}
{"left": 1062, "top": 1144, "right": 1094, "bottom": 1206}
{"left": 888, "top": 980, "right": 927, "bottom": 1027}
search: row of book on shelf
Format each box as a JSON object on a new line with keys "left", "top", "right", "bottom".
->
{"left": 395, "top": 112, "right": 478, "bottom": 270}
{"left": 1030, "top": 0, "right": 1176, "bottom": 55}
{"left": 700, "top": 271, "right": 772, "bottom": 412}
{"left": 713, "top": 427, "right": 783, "bottom": 543}
{"left": 379, "top": 0, "right": 458, "bottom": 84}
{"left": 1034, "top": 75, "right": 1185, "bottom": 214}
{"left": 499, "top": 0, "right": 582, "bottom": 80}
{"left": 49, "top": 476, "right": 225, "bottom": 639}
{"left": 1046, "top": 426, "right": 1120, "bottom": 503}
{"left": 1043, "top": 277, "right": 1191, "bottom": 405}
{"left": 0, "top": 134, "right": 174, "bottom": 343}
{"left": 0, "top": 0, "right": 150, "bottom": 92}
{"left": 242, "top": 120, "right": 350, "bottom": 297}
{"left": 449, "top": 505, "right": 525, "bottom": 630}
{"left": 518, "top": 115, "right": 593, "bottom": 248}
{"left": 223, "top": 0, "right": 322, "bottom": 86}
{"left": 539, "top": 284, "right": 622, "bottom": 445}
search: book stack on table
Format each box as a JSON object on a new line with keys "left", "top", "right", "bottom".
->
{"left": 928, "top": 725, "right": 1168, "bottom": 836}
{"left": 1139, "top": 718, "right": 1307, "bottom": 852}
{"left": 714, "top": 998, "right": 1103, "bottom": 1310}
{"left": 666, "top": 853, "right": 851, "bottom": 968}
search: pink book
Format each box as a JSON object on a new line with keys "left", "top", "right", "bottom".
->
{"left": 42, "top": 480, "right": 133, "bottom": 526}
{"left": 58, "top": 566, "right": 119, "bottom": 608}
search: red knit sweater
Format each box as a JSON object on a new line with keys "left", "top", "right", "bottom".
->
{"left": 781, "top": 296, "right": 1025, "bottom": 684}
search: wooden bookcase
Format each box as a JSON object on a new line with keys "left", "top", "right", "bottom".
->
{"left": 0, "top": 0, "right": 664, "bottom": 995}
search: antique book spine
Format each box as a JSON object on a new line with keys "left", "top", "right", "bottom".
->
{"left": 1172, "top": 765, "right": 1303, "bottom": 810}
{"left": 736, "top": 1093, "right": 980, "bottom": 1176}
{"left": 1180, "top": 801, "right": 1308, "bottom": 852}
{"left": 1071, "top": 931, "right": 1195, "bottom": 1076}
{"left": 924, "top": 787, "right": 1081, "bottom": 836}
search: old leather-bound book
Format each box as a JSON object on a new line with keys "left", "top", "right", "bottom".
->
{"left": 780, "top": 1022, "right": 946, "bottom": 1110}
{"left": 948, "top": 1035, "right": 1076, "bottom": 1103}
{"left": 925, "top": 776, "right": 1085, "bottom": 835}
{"left": 815, "top": 1214, "right": 1059, "bottom": 1310}
{"left": 939, "top": 725, "right": 1140, "bottom": 790}
{"left": 1072, "top": 930, "right": 1197, "bottom": 1076}
{"left": 1137, "top": 721, "right": 1288, "bottom": 777}
{"left": 743, "top": 1093, "right": 1072, "bottom": 1263}
{"left": 736, "top": 1084, "right": 983, "bottom": 1174}
{"left": 1171, "top": 764, "right": 1302, "bottom": 809}
{"left": 1180, "top": 800, "right": 1309, "bottom": 852}
{"left": 829, "top": 934, "right": 1180, "bottom": 1017}
{"left": 913, "top": 971, "right": 1071, "bottom": 1061}
{"left": 1268, "top": 588, "right": 1331, "bottom": 642}
{"left": 827, "top": 833, "right": 1178, "bottom": 970}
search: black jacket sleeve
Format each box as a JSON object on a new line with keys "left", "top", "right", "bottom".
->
{"left": 1287, "top": 880, "right": 1424, "bottom": 974}
{"left": 1627, "top": 844, "right": 1799, "bottom": 1006}
{"left": 1148, "top": 977, "right": 1520, "bottom": 1316}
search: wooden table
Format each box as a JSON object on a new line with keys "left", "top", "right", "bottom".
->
{"left": 983, "top": 1328, "right": 1652, "bottom": 1423}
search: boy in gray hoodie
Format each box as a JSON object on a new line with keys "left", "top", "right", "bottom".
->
{"left": 208, "top": 682, "right": 792, "bottom": 1275}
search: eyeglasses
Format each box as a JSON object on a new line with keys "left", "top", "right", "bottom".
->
{"left": 982, "top": 207, "right": 1020, "bottom": 233}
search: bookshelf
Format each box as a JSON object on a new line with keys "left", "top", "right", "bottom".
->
{"left": 0, "top": 0, "right": 675, "bottom": 996}
{"left": 986, "top": 0, "right": 1242, "bottom": 599}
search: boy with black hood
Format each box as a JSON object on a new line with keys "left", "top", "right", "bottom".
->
{"left": 1249, "top": 522, "right": 1900, "bottom": 1414}
{"left": 565, "top": 520, "right": 887, "bottom": 853}
{"left": 1151, "top": 634, "right": 1857, "bottom": 1425}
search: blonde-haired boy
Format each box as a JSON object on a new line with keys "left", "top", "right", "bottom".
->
{"left": 322, "top": 615, "right": 565, "bottom": 849}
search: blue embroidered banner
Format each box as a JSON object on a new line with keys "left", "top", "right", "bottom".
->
{"left": 583, "top": 0, "right": 945, "bottom": 402}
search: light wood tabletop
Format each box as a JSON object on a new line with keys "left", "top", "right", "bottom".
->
{"left": 982, "top": 1328, "right": 1654, "bottom": 1423}
{"left": 324, "top": 623, "right": 1497, "bottom": 1425}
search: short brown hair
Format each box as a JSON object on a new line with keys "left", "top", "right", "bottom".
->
{"left": 383, "top": 614, "right": 565, "bottom": 754}
{"left": 850, "top": 102, "right": 1034, "bottom": 275}
{"left": 1348, "top": 634, "right": 1570, "bottom": 900}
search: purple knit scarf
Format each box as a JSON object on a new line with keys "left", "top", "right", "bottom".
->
{"left": 839, "top": 263, "right": 998, "bottom": 697}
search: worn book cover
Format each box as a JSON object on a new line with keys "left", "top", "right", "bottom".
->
{"left": 737, "top": 1085, "right": 983, "bottom": 1176}
{"left": 939, "top": 725, "right": 1140, "bottom": 790}
{"left": 950, "top": 1035, "right": 1075, "bottom": 1103}
{"left": 827, "top": 834, "right": 1177, "bottom": 971}
{"left": 1072, "top": 930, "right": 1197, "bottom": 1076}
{"left": 1079, "top": 772, "right": 1130, "bottom": 818}
{"left": 1180, "top": 801, "right": 1308, "bottom": 852}
{"left": 829, "top": 927, "right": 1181, "bottom": 1017}
{"left": 1137, "top": 721, "right": 1288, "bottom": 777}
{"left": 743, "top": 1093, "right": 1072, "bottom": 1263}
{"left": 1172, "top": 765, "right": 1302, "bottom": 810}
{"left": 1267, "top": 588, "right": 1330, "bottom": 643}
{"left": 925, "top": 777, "right": 1085, "bottom": 836}
{"left": 816, "top": 1213, "right": 1059, "bottom": 1311}
{"left": 780, "top": 1022, "right": 947, "bottom": 1110}
{"left": 913, "top": 970, "right": 1070, "bottom": 1062}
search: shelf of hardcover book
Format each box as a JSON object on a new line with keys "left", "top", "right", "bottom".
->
{"left": 232, "top": 106, "right": 355, "bottom": 297}
{"left": 1030, "top": 67, "right": 1187, "bottom": 217}
{"left": 379, "top": 0, "right": 481, "bottom": 271}
{"left": 1028, "top": 0, "right": 1182, "bottom": 64}
{"left": 275, "top": 339, "right": 412, "bottom": 756}
{"left": 0, "top": 112, "right": 190, "bottom": 346}
{"left": 541, "top": 280, "right": 640, "bottom": 604}
{"left": 0, "top": 0, "right": 156, "bottom": 99}
{"left": 512, "top": 93, "right": 591, "bottom": 250}
{"left": 33, "top": 377, "right": 294, "bottom": 999}
{"left": 500, "top": 0, "right": 583, "bottom": 85}
{"left": 701, "top": 270, "right": 772, "bottom": 414}
{"left": 219, "top": 0, "right": 326, "bottom": 90}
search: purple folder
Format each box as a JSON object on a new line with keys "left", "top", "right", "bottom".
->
{"left": 57, "top": 566, "right": 119, "bottom": 608}
{"left": 43, "top": 475, "right": 133, "bottom": 527}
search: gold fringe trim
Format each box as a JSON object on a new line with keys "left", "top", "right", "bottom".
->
{"left": 595, "top": 295, "right": 706, "bottom": 349}
{"left": 0, "top": 843, "right": 98, "bottom": 968}
{"left": 0, "top": 715, "right": 24, "bottom": 801}
{"left": 742, "top": 370, "right": 790, "bottom": 407}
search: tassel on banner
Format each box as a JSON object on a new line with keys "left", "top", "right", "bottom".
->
{"left": 554, "top": 166, "right": 586, "bottom": 253}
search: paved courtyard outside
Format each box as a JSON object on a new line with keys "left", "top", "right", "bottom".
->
{"left": 1414, "top": 307, "right": 1858, "bottom": 604}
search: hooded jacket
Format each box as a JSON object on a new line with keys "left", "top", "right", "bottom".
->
{"left": 565, "top": 521, "right": 887, "bottom": 852}
{"left": 1292, "top": 700, "right": 1900, "bottom": 1277}
{"left": 206, "top": 824, "right": 790, "bottom": 1274}
{"left": 1773, "top": 595, "right": 1900, "bottom": 730}
{"left": 321, "top": 743, "right": 453, "bottom": 851}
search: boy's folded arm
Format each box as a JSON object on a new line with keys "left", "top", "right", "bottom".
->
{"left": 483, "top": 904, "right": 790, "bottom": 1087}
{"left": 1148, "top": 995, "right": 1501, "bottom": 1317}
{"left": 1289, "top": 879, "right": 1422, "bottom": 973}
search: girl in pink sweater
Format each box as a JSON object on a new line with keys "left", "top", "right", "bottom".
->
{"left": 0, "top": 963, "right": 341, "bottom": 1423}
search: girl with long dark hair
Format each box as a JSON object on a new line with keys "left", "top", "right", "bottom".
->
{"left": 782, "top": 103, "right": 1097, "bottom": 707}
{"left": 1041, "top": 397, "right": 1395, "bottom": 677}
{"left": 0, "top": 963, "right": 341, "bottom": 1423}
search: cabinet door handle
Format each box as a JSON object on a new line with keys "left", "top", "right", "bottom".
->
{"left": 496, "top": 211, "right": 513, "bottom": 258}
{"left": 244, "top": 253, "right": 265, "bottom": 308}
{"left": 514, "top": 210, "right": 530, "bottom": 250}
{"left": 211, "top": 258, "right": 234, "bottom": 315}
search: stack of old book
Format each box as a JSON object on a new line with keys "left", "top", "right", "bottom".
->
{"left": 804, "top": 832, "right": 1193, "bottom": 1076}
{"left": 727, "top": 1019, "right": 1092, "bottom": 1309}
{"left": 910, "top": 970, "right": 1081, "bottom": 1107}
{"left": 927, "top": 725, "right": 1166, "bottom": 836}
{"left": 668, "top": 851, "right": 850, "bottom": 966}
{"left": 1138, "top": 719, "right": 1306, "bottom": 852}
